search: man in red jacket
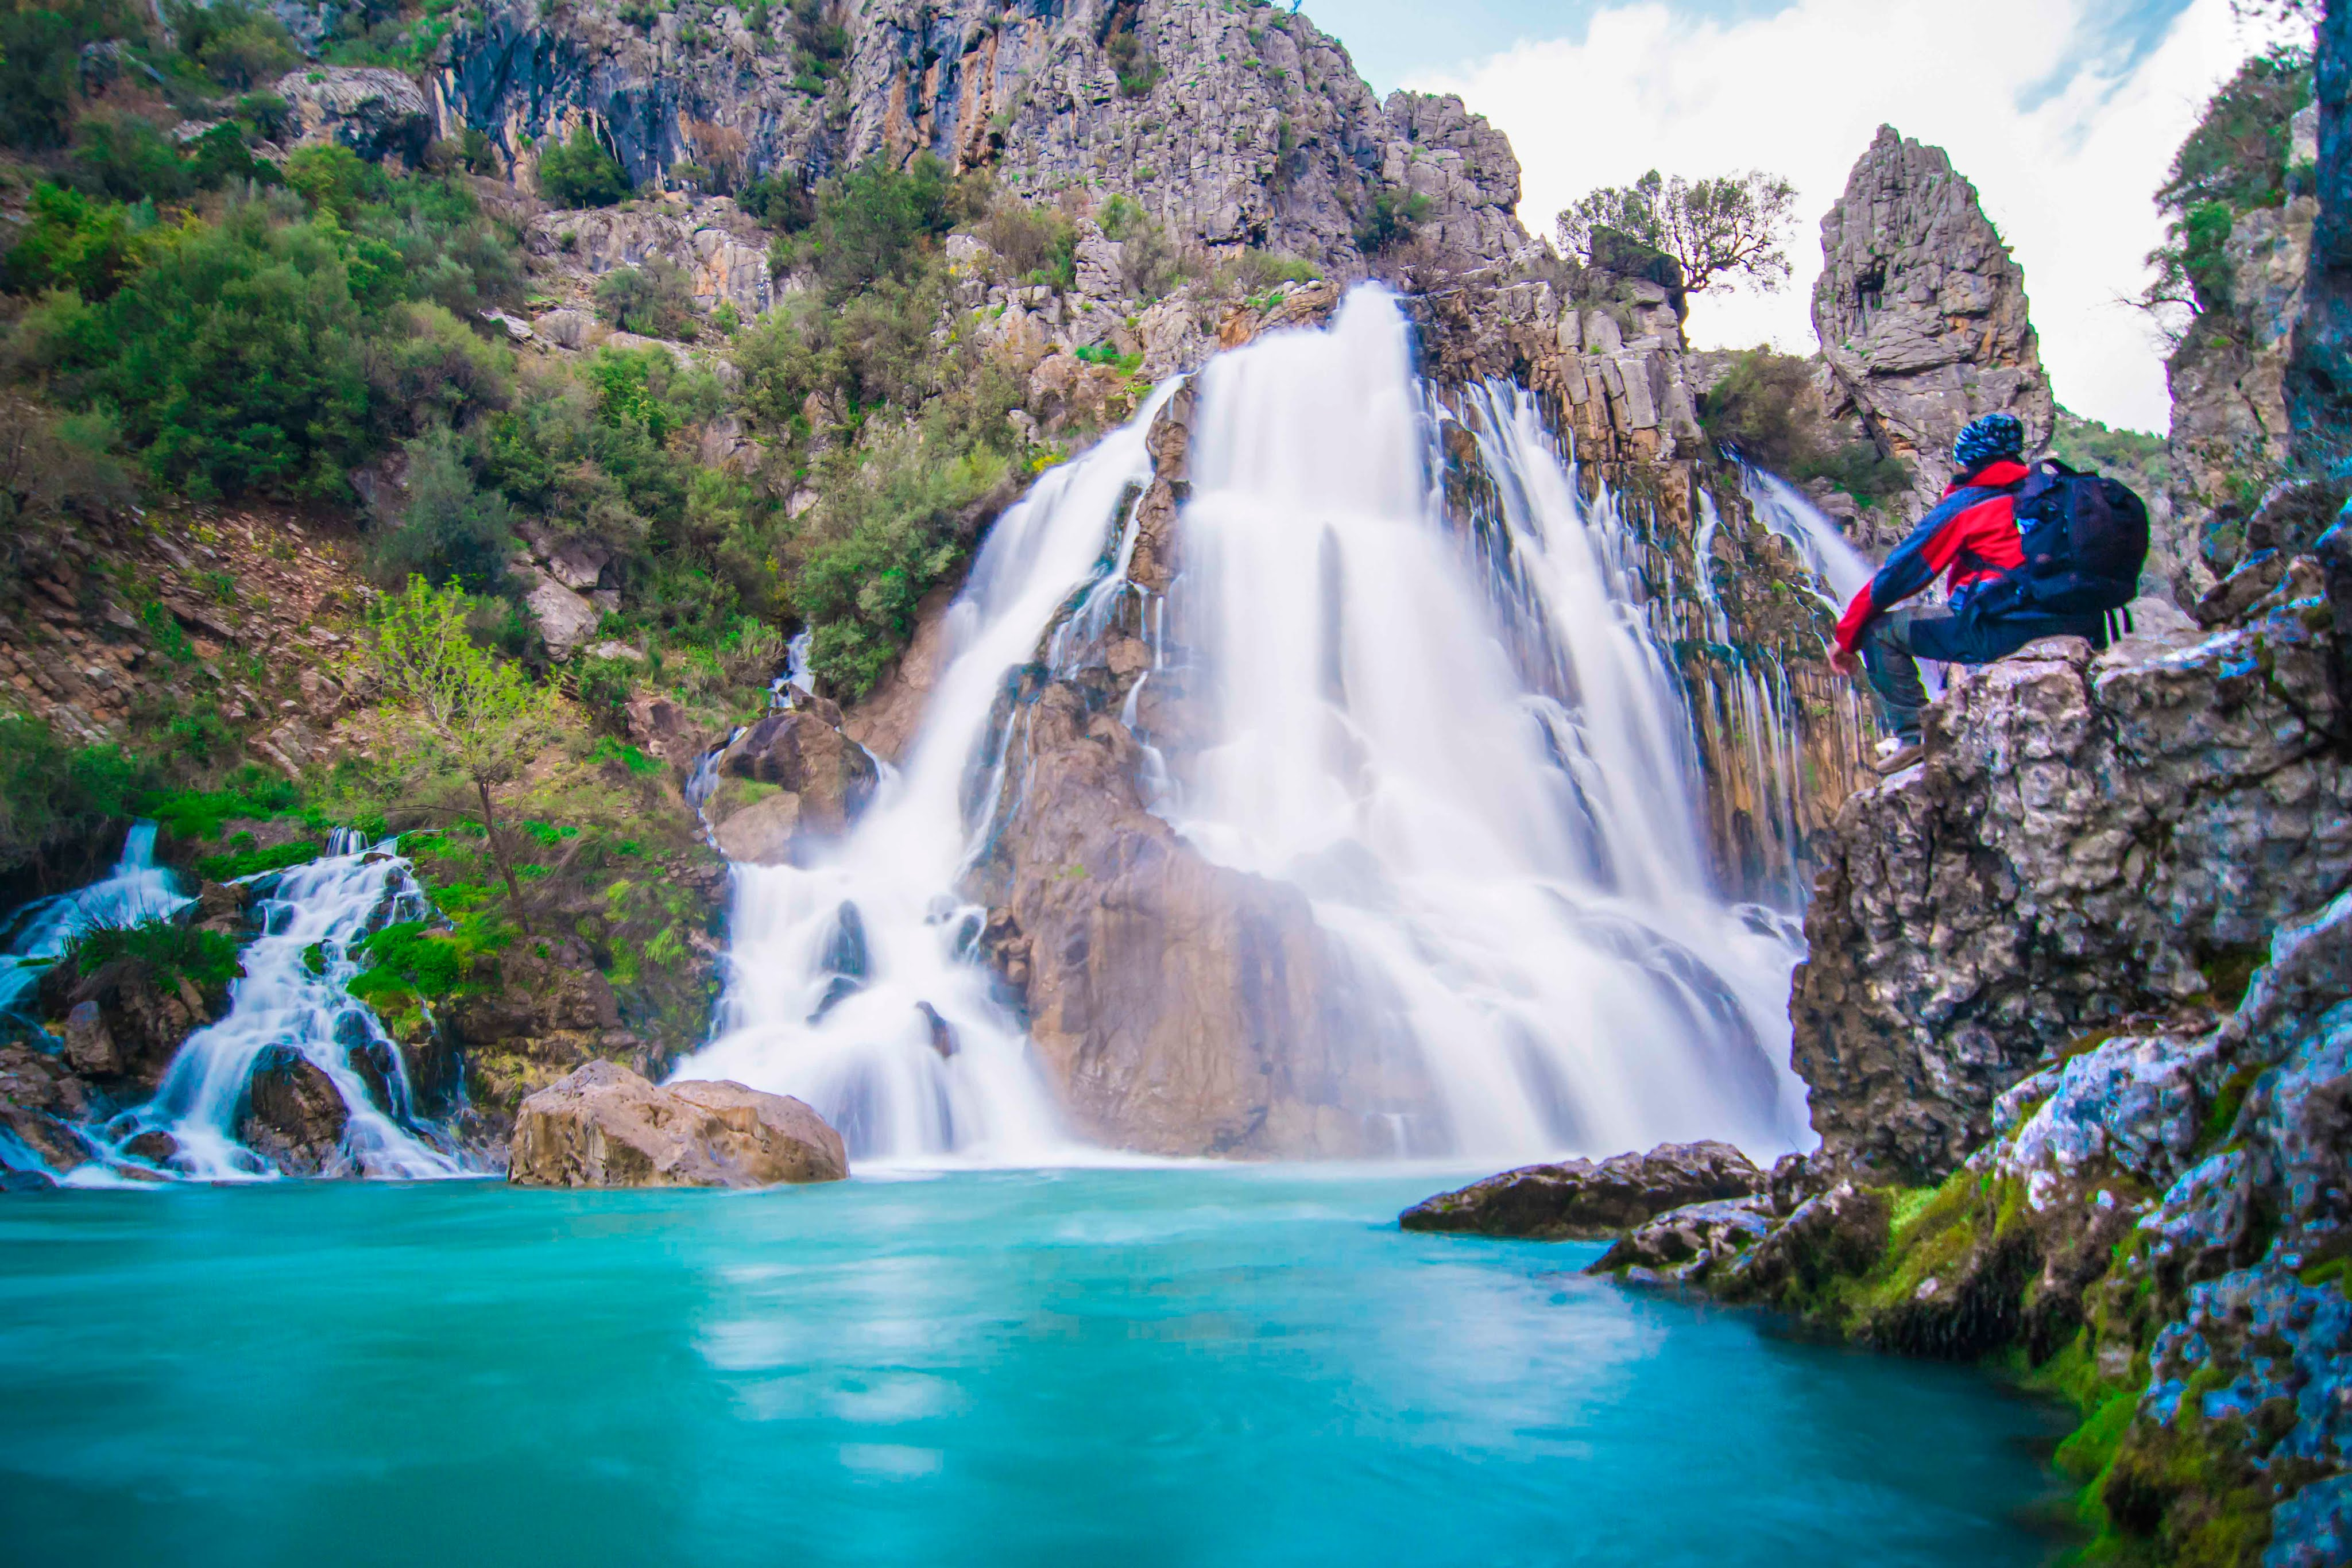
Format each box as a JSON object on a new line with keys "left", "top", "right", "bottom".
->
{"left": 1827, "top": 413, "right": 2107, "bottom": 772}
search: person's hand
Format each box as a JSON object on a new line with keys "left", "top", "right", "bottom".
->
{"left": 1829, "top": 646, "right": 1860, "bottom": 677}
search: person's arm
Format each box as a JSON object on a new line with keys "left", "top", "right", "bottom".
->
{"left": 1832, "top": 491, "right": 1991, "bottom": 652}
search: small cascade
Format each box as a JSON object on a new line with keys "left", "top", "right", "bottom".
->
{"left": 0, "top": 823, "right": 190, "bottom": 1024}
{"left": 674, "top": 389, "right": 1179, "bottom": 1162}
{"left": 110, "top": 830, "right": 468, "bottom": 1180}
{"left": 1743, "top": 467, "right": 1875, "bottom": 610}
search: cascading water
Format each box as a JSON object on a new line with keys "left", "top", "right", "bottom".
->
{"left": 111, "top": 831, "right": 468, "bottom": 1180}
{"left": 686, "top": 288, "right": 1817, "bottom": 1163}
{"left": 1743, "top": 467, "right": 1876, "bottom": 610}
{"left": 676, "top": 392, "right": 1180, "bottom": 1162}
{"left": 1155, "top": 289, "right": 1808, "bottom": 1157}
{"left": 0, "top": 823, "right": 189, "bottom": 1024}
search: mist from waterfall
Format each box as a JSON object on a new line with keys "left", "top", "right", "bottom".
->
{"left": 682, "top": 287, "right": 1813, "bottom": 1164}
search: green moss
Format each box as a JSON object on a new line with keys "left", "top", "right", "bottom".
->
{"left": 140, "top": 770, "right": 308, "bottom": 841}
{"left": 347, "top": 915, "right": 507, "bottom": 1008}
{"left": 2056, "top": 1391, "right": 2140, "bottom": 1483}
{"left": 2197, "top": 1063, "right": 2261, "bottom": 1153}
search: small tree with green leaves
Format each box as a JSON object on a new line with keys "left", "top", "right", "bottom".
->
{"left": 1556, "top": 169, "right": 1796, "bottom": 295}
{"left": 364, "top": 578, "right": 556, "bottom": 915}
{"left": 536, "top": 123, "right": 629, "bottom": 208}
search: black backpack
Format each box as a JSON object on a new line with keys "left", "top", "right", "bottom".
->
{"left": 1994, "top": 459, "right": 2151, "bottom": 616}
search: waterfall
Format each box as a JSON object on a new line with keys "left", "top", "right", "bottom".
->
{"left": 682, "top": 287, "right": 1816, "bottom": 1163}
{"left": 109, "top": 831, "right": 468, "bottom": 1180}
{"left": 674, "top": 391, "right": 1181, "bottom": 1163}
{"left": 0, "top": 822, "right": 189, "bottom": 1024}
{"left": 1156, "top": 289, "right": 1807, "bottom": 1157}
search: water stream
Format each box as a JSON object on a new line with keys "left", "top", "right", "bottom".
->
{"left": 0, "top": 823, "right": 189, "bottom": 1027}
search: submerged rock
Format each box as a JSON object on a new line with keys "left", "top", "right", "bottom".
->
{"left": 508, "top": 1060, "right": 847, "bottom": 1188}
{"left": 1399, "top": 1141, "right": 1765, "bottom": 1238}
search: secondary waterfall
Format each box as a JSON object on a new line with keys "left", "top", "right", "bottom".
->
{"left": 676, "top": 396, "right": 1178, "bottom": 1162}
{"left": 684, "top": 287, "right": 1813, "bottom": 1163}
{"left": 110, "top": 832, "right": 467, "bottom": 1180}
{"left": 0, "top": 823, "right": 189, "bottom": 1025}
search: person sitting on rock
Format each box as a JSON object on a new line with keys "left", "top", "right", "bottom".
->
{"left": 1827, "top": 412, "right": 2107, "bottom": 773}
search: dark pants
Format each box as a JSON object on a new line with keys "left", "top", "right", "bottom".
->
{"left": 1858, "top": 606, "right": 2106, "bottom": 742}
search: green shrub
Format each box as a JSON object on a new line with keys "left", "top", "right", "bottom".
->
{"left": 348, "top": 914, "right": 505, "bottom": 1002}
{"left": 740, "top": 172, "right": 814, "bottom": 232}
{"left": 594, "top": 257, "right": 700, "bottom": 339}
{"left": 794, "top": 154, "right": 966, "bottom": 297}
{"left": 1698, "top": 345, "right": 1910, "bottom": 506}
{"left": 0, "top": 715, "right": 156, "bottom": 877}
{"left": 537, "top": 123, "right": 630, "bottom": 208}
{"left": 366, "top": 426, "right": 519, "bottom": 593}
{"left": 162, "top": 0, "right": 297, "bottom": 90}
{"left": 1354, "top": 188, "right": 1431, "bottom": 255}
{"left": 61, "top": 916, "right": 241, "bottom": 989}
{"left": 138, "top": 769, "right": 306, "bottom": 840}
{"left": 1, "top": 184, "right": 145, "bottom": 299}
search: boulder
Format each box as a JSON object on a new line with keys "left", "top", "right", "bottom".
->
{"left": 270, "top": 67, "right": 433, "bottom": 168}
{"left": 522, "top": 570, "right": 599, "bottom": 660}
{"left": 60, "top": 1001, "right": 119, "bottom": 1077}
{"left": 1399, "top": 1140, "right": 1767, "bottom": 1238}
{"left": 719, "top": 709, "right": 878, "bottom": 833}
{"left": 710, "top": 789, "right": 800, "bottom": 866}
{"left": 239, "top": 1047, "right": 351, "bottom": 1176}
{"left": 508, "top": 1059, "right": 847, "bottom": 1188}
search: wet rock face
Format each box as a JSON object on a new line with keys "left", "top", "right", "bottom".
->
{"left": 508, "top": 1059, "right": 847, "bottom": 1187}
{"left": 1794, "top": 611, "right": 2349, "bottom": 1186}
{"left": 1399, "top": 1141, "right": 1767, "bottom": 1239}
{"left": 239, "top": 1048, "right": 351, "bottom": 1176}
{"left": 1812, "top": 124, "right": 2053, "bottom": 516}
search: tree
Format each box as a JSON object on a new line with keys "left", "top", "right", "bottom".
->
{"left": 363, "top": 578, "right": 556, "bottom": 916}
{"left": 1556, "top": 169, "right": 1796, "bottom": 295}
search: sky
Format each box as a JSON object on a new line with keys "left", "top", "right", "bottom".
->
{"left": 1293, "top": 0, "right": 2305, "bottom": 435}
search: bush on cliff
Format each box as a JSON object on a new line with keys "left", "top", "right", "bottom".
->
{"left": 536, "top": 124, "right": 630, "bottom": 209}
{"left": 1696, "top": 346, "right": 1909, "bottom": 506}
{"left": 2143, "top": 44, "right": 2311, "bottom": 321}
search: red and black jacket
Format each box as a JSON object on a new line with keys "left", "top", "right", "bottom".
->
{"left": 1834, "top": 459, "right": 2029, "bottom": 653}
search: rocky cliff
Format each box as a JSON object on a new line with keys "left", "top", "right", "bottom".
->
{"left": 432, "top": 0, "right": 1525, "bottom": 270}
{"left": 1812, "top": 124, "right": 2053, "bottom": 533}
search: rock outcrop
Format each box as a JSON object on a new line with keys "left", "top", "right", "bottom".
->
{"left": 508, "top": 1058, "right": 846, "bottom": 1187}
{"left": 272, "top": 65, "right": 435, "bottom": 168}
{"left": 525, "top": 198, "right": 779, "bottom": 320}
{"left": 700, "top": 700, "right": 879, "bottom": 867}
{"left": 1399, "top": 1141, "right": 1765, "bottom": 1239}
{"left": 1793, "top": 610, "right": 2347, "bottom": 1187}
{"left": 1813, "top": 125, "right": 2053, "bottom": 524}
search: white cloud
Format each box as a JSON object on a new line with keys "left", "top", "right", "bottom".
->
{"left": 1410, "top": 0, "right": 2301, "bottom": 434}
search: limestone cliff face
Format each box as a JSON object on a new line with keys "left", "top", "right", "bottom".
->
{"left": 1812, "top": 125, "right": 2053, "bottom": 525}
{"left": 435, "top": 0, "right": 1524, "bottom": 270}
{"left": 1793, "top": 595, "right": 2347, "bottom": 1187}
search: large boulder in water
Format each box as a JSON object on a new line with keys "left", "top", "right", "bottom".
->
{"left": 508, "top": 1059, "right": 848, "bottom": 1188}
{"left": 240, "top": 1047, "right": 351, "bottom": 1176}
{"left": 1399, "top": 1140, "right": 1766, "bottom": 1238}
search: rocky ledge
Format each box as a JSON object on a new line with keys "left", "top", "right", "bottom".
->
{"left": 508, "top": 1059, "right": 848, "bottom": 1188}
{"left": 1399, "top": 1141, "right": 1765, "bottom": 1240}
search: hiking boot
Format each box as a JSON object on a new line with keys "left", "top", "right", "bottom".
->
{"left": 1871, "top": 736, "right": 1925, "bottom": 776}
